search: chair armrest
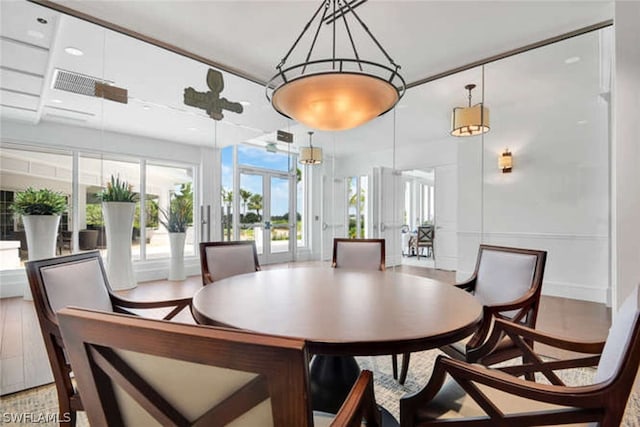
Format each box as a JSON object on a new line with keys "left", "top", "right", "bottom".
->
{"left": 331, "top": 370, "right": 381, "bottom": 427}
{"left": 455, "top": 277, "right": 476, "bottom": 292}
{"left": 466, "top": 288, "right": 541, "bottom": 349}
{"left": 110, "top": 294, "right": 192, "bottom": 321}
{"left": 481, "top": 288, "right": 539, "bottom": 318}
{"left": 400, "top": 355, "right": 605, "bottom": 426}
{"left": 467, "top": 318, "right": 604, "bottom": 382}
{"left": 478, "top": 318, "right": 605, "bottom": 355}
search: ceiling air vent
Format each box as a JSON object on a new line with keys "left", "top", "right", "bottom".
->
{"left": 52, "top": 69, "right": 104, "bottom": 96}
{"left": 51, "top": 69, "right": 127, "bottom": 103}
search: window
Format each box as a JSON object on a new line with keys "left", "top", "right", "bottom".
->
{"left": 146, "top": 163, "right": 194, "bottom": 258}
{"left": 0, "top": 146, "right": 72, "bottom": 270}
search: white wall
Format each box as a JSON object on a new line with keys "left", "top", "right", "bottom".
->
{"left": 613, "top": 0, "right": 640, "bottom": 312}
{"left": 456, "top": 90, "right": 610, "bottom": 303}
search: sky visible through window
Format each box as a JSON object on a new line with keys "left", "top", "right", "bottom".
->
{"left": 222, "top": 145, "right": 292, "bottom": 216}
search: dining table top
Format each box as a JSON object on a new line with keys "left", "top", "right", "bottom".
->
{"left": 192, "top": 267, "right": 483, "bottom": 356}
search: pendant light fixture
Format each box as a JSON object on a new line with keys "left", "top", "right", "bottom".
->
{"left": 266, "top": 0, "right": 405, "bottom": 132}
{"left": 451, "top": 84, "right": 490, "bottom": 137}
{"left": 299, "top": 131, "right": 323, "bottom": 165}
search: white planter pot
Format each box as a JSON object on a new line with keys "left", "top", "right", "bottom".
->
{"left": 168, "top": 232, "right": 186, "bottom": 281}
{"left": 103, "top": 202, "right": 137, "bottom": 290}
{"left": 22, "top": 215, "right": 61, "bottom": 300}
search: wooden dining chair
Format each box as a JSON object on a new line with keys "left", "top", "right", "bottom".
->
{"left": 57, "top": 306, "right": 382, "bottom": 427}
{"left": 332, "top": 238, "right": 386, "bottom": 271}
{"left": 395, "top": 244, "right": 547, "bottom": 385}
{"left": 199, "top": 240, "right": 260, "bottom": 285}
{"left": 25, "top": 251, "right": 192, "bottom": 427}
{"left": 415, "top": 225, "right": 434, "bottom": 259}
{"left": 400, "top": 284, "right": 640, "bottom": 427}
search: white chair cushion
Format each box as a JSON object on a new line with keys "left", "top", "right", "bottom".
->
{"left": 41, "top": 258, "right": 113, "bottom": 315}
{"left": 474, "top": 250, "right": 537, "bottom": 318}
{"left": 335, "top": 241, "right": 382, "bottom": 271}
{"left": 416, "top": 370, "right": 588, "bottom": 426}
{"left": 114, "top": 349, "right": 269, "bottom": 426}
{"left": 594, "top": 285, "right": 640, "bottom": 383}
{"left": 205, "top": 245, "right": 257, "bottom": 282}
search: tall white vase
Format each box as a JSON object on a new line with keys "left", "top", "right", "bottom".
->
{"left": 102, "top": 202, "right": 136, "bottom": 290}
{"left": 22, "top": 215, "right": 60, "bottom": 300}
{"left": 168, "top": 232, "right": 186, "bottom": 281}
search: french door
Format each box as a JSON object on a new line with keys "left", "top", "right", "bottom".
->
{"left": 237, "top": 168, "right": 295, "bottom": 264}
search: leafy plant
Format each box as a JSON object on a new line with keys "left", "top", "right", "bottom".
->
{"left": 160, "top": 192, "right": 192, "bottom": 233}
{"left": 11, "top": 187, "right": 67, "bottom": 216}
{"left": 86, "top": 204, "right": 104, "bottom": 226}
{"left": 97, "top": 175, "right": 137, "bottom": 202}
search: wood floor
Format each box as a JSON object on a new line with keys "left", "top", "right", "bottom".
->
{"left": 0, "top": 262, "right": 613, "bottom": 396}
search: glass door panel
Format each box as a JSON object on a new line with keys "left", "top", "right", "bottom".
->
{"left": 239, "top": 172, "right": 264, "bottom": 256}
{"left": 270, "top": 176, "right": 290, "bottom": 254}
{"left": 238, "top": 169, "right": 293, "bottom": 264}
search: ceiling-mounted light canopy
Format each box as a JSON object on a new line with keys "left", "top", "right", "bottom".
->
{"left": 299, "top": 131, "right": 323, "bottom": 165}
{"left": 266, "top": 0, "right": 405, "bottom": 132}
{"left": 451, "top": 84, "right": 490, "bottom": 137}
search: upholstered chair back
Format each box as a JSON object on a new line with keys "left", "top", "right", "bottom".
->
{"left": 595, "top": 285, "right": 640, "bottom": 383}
{"left": 473, "top": 249, "right": 537, "bottom": 318}
{"left": 200, "top": 241, "right": 260, "bottom": 285}
{"left": 332, "top": 238, "right": 385, "bottom": 271}
{"left": 40, "top": 257, "right": 114, "bottom": 315}
{"left": 105, "top": 349, "right": 273, "bottom": 426}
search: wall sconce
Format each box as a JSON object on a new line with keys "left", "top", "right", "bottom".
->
{"left": 499, "top": 149, "right": 513, "bottom": 173}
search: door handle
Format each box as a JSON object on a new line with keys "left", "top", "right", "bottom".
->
{"left": 380, "top": 223, "right": 386, "bottom": 232}
{"left": 264, "top": 221, "right": 272, "bottom": 230}
{"left": 322, "top": 222, "right": 328, "bottom": 231}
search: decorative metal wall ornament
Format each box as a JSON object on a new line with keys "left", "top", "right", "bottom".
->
{"left": 266, "top": 0, "right": 405, "bottom": 131}
{"left": 184, "top": 69, "right": 243, "bottom": 120}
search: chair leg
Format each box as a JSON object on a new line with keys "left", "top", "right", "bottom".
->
{"left": 392, "top": 354, "right": 398, "bottom": 380}
{"left": 399, "top": 352, "right": 411, "bottom": 385}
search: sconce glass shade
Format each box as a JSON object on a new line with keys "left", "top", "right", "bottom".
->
{"left": 499, "top": 149, "right": 512, "bottom": 173}
{"left": 272, "top": 73, "right": 400, "bottom": 132}
{"left": 451, "top": 104, "right": 490, "bottom": 137}
{"left": 299, "top": 146, "right": 323, "bottom": 165}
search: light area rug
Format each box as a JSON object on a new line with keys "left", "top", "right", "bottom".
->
{"left": 1, "top": 350, "right": 638, "bottom": 426}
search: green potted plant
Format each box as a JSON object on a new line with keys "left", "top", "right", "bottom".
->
{"left": 97, "top": 175, "right": 138, "bottom": 290}
{"left": 160, "top": 189, "right": 192, "bottom": 280}
{"left": 11, "top": 187, "right": 67, "bottom": 299}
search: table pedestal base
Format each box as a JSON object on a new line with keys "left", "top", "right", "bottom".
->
{"left": 309, "top": 355, "right": 399, "bottom": 426}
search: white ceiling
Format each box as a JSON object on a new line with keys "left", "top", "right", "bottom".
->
{"left": 0, "top": 0, "right": 613, "bottom": 158}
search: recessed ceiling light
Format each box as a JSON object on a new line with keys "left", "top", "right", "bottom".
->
{"left": 64, "top": 47, "right": 84, "bottom": 56}
{"left": 577, "top": 120, "right": 588, "bottom": 125}
{"left": 239, "top": 101, "right": 251, "bottom": 107}
{"left": 27, "top": 30, "right": 44, "bottom": 39}
{"left": 142, "top": 105, "right": 151, "bottom": 110}
{"left": 51, "top": 99, "right": 63, "bottom": 104}
{"left": 37, "top": 17, "right": 48, "bottom": 24}
{"left": 565, "top": 56, "right": 580, "bottom": 64}
{"left": 188, "top": 127, "right": 197, "bottom": 131}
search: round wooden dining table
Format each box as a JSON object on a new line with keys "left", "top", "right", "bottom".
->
{"left": 192, "top": 267, "right": 482, "bottom": 423}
